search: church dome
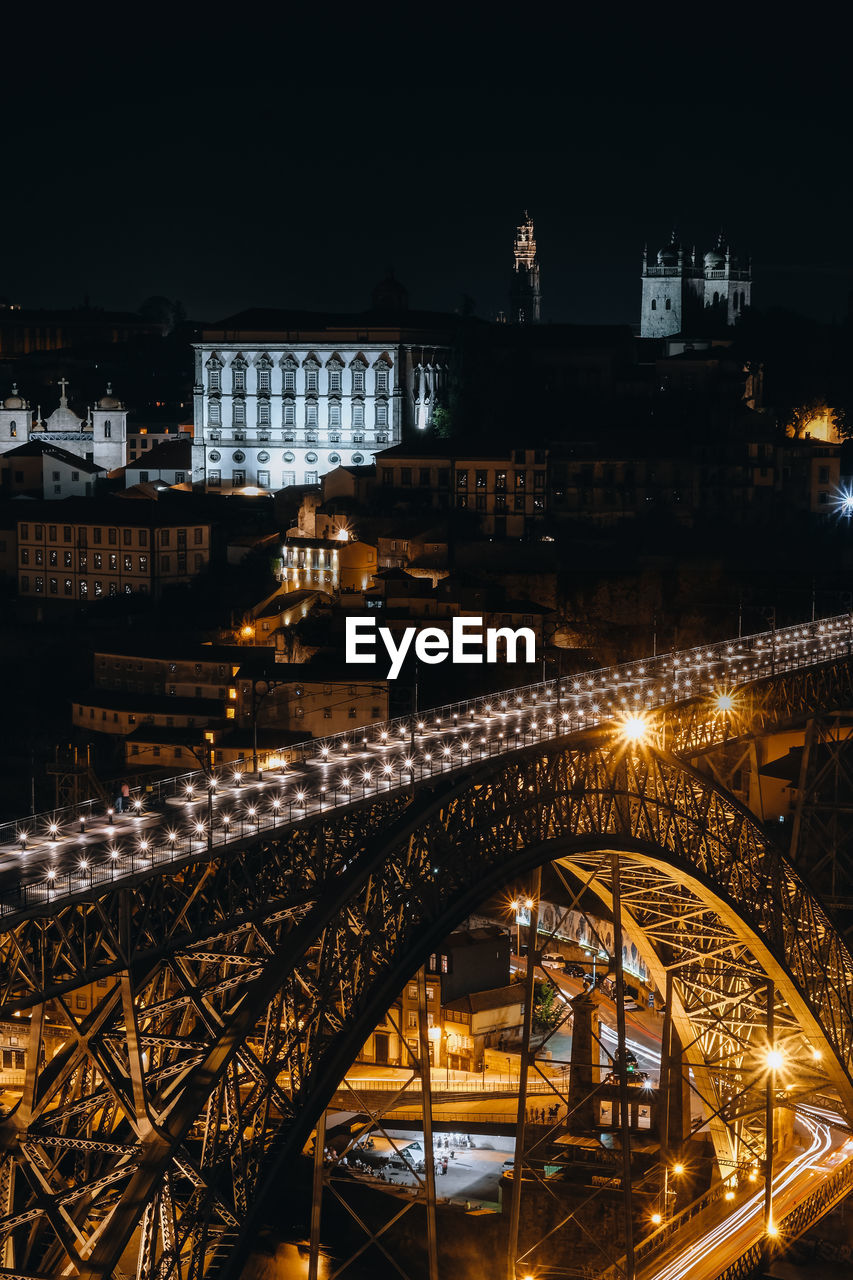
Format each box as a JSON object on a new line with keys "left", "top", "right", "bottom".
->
{"left": 704, "top": 247, "right": 725, "bottom": 268}
{"left": 657, "top": 245, "right": 678, "bottom": 265}
{"left": 371, "top": 270, "right": 409, "bottom": 313}
{"left": 97, "top": 382, "right": 122, "bottom": 410}
{"left": 46, "top": 380, "right": 82, "bottom": 431}
{"left": 3, "top": 384, "right": 25, "bottom": 409}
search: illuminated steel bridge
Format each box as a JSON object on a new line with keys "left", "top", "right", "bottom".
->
{"left": 1, "top": 615, "right": 853, "bottom": 1278}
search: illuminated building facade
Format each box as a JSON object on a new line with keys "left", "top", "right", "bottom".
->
{"left": 192, "top": 305, "right": 454, "bottom": 493}
{"left": 0, "top": 380, "right": 127, "bottom": 471}
{"left": 640, "top": 231, "right": 752, "bottom": 338}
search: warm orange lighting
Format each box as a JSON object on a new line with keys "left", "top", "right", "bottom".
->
{"left": 672, "top": 1163, "right": 685, "bottom": 1176}
{"left": 766, "top": 1220, "right": 779, "bottom": 1237}
{"left": 228, "top": 687, "right": 237, "bottom": 700}
{"left": 240, "top": 624, "right": 255, "bottom": 639}
{"left": 650, "top": 1212, "right": 662, "bottom": 1226}
{"left": 724, "top": 1190, "right": 735, "bottom": 1201}
{"left": 714, "top": 692, "right": 735, "bottom": 713}
{"left": 766, "top": 1047, "right": 784, "bottom": 1072}
{"left": 620, "top": 713, "right": 650, "bottom": 746}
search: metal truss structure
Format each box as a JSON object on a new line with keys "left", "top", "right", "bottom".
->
{"left": 2, "top": 659, "right": 853, "bottom": 1277}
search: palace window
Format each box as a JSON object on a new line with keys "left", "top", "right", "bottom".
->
{"left": 209, "top": 470, "right": 221, "bottom": 487}
{"left": 305, "top": 471, "right": 318, "bottom": 484}
{"left": 329, "top": 368, "right": 342, "bottom": 394}
{"left": 375, "top": 402, "right": 388, "bottom": 427}
{"left": 329, "top": 402, "right": 341, "bottom": 429}
{"left": 283, "top": 369, "right": 296, "bottom": 393}
{"left": 352, "top": 401, "right": 365, "bottom": 428}
{"left": 306, "top": 403, "right": 318, "bottom": 429}
{"left": 207, "top": 363, "right": 222, "bottom": 393}
{"left": 232, "top": 362, "right": 246, "bottom": 394}
{"left": 233, "top": 401, "right": 246, "bottom": 427}
{"left": 258, "top": 400, "right": 271, "bottom": 427}
{"left": 257, "top": 365, "right": 271, "bottom": 395}
{"left": 284, "top": 402, "right": 295, "bottom": 426}
{"left": 104, "top": 421, "right": 112, "bottom": 437}
{"left": 375, "top": 370, "right": 389, "bottom": 394}
{"left": 305, "top": 369, "right": 319, "bottom": 394}
{"left": 258, "top": 470, "right": 270, "bottom": 487}
{"left": 651, "top": 299, "right": 657, "bottom": 310}
{"left": 352, "top": 369, "right": 365, "bottom": 394}
{"left": 282, "top": 471, "right": 295, "bottom": 487}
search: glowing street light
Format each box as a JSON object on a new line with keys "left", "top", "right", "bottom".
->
{"left": 620, "top": 712, "right": 650, "bottom": 746}
{"left": 766, "top": 1047, "right": 784, "bottom": 1072}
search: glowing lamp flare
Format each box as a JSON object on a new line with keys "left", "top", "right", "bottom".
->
{"left": 620, "top": 713, "right": 650, "bottom": 745}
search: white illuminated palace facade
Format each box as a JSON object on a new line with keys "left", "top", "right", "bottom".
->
{"left": 192, "top": 301, "right": 453, "bottom": 493}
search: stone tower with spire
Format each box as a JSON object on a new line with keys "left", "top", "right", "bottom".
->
{"left": 641, "top": 229, "right": 751, "bottom": 338}
{"left": 511, "top": 211, "right": 541, "bottom": 323}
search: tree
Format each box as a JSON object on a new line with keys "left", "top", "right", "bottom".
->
{"left": 533, "top": 981, "right": 561, "bottom": 1032}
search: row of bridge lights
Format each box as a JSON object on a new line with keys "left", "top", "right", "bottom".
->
{"left": 17, "top": 691, "right": 745, "bottom": 863}
{"left": 15, "top": 619, "right": 849, "bottom": 851}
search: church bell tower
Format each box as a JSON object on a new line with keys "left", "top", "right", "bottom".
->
{"left": 511, "top": 211, "right": 541, "bottom": 323}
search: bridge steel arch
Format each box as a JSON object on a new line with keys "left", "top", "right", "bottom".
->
{"left": 0, "top": 728, "right": 852, "bottom": 1280}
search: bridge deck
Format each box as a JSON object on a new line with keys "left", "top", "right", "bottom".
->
{"left": 0, "top": 614, "right": 851, "bottom": 921}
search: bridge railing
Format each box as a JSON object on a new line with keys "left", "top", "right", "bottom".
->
{"left": 3, "top": 612, "right": 852, "bottom": 861}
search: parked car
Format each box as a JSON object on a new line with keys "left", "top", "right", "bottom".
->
{"left": 563, "top": 962, "right": 586, "bottom": 978}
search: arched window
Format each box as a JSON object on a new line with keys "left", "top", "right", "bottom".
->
{"left": 9, "top": 421, "right": 16, "bottom": 437}
{"left": 665, "top": 298, "right": 671, "bottom": 311}
{"left": 713, "top": 291, "right": 720, "bottom": 306}
{"left": 651, "top": 299, "right": 657, "bottom": 311}
{"left": 104, "top": 419, "right": 112, "bottom": 437}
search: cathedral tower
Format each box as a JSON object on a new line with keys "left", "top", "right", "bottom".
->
{"left": 641, "top": 229, "right": 751, "bottom": 338}
{"left": 511, "top": 211, "right": 541, "bottom": 323}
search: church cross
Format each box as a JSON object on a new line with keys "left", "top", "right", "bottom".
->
{"left": 58, "top": 377, "right": 69, "bottom": 403}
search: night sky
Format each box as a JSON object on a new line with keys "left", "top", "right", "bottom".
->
{"left": 5, "top": 12, "right": 851, "bottom": 326}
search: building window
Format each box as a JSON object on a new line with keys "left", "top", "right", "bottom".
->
{"left": 329, "top": 402, "right": 341, "bottom": 429}
{"left": 20, "top": 549, "right": 29, "bottom": 565}
{"left": 376, "top": 402, "right": 388, "bottom": 427}
{"left": 49, "top": 577, "right": 57, "bottom": 594}
{"left": 457, "top": 470, "right": 468, "bottom": 490}
{"left": 651, "top": 299, "right": 657, "bottom": 310}
{"left": 233, "top": 400, "right": 246, "bottom": 427}
{"left": 232, "top": 471, "right": 245, "bottom": 486}
{"left": 258, "top": 470, "right": 270, "bottom": 487}
{"left": 329, "top": 368, "right": 342, "bottom": 394}
{"left": 34, "top": 576, "right": 43, "bottom": 593}
{"left": 64, "top": 578, "right": 72, "bottom": 595}
{"left": 306, "top": 368, "right": 319, "bottom": 394}
{"left": 352, "top": 401, "right": 365, "bottom": 429}
{"left": 282, "top": 471, "right": 295, "bottom": 486}
{"left": 139, "top": 471, "right": 149, "bottom": 483}
{"left": 9, "top": 422, "right": 15, "bottom": 437}
{"left": 306, "top": 402, "right": 318, "bottom": 429}
{"left": 208, "top": 400, "right": 221, "bottom": 427}
{"left": 232, "top": 362, "right": 246, "bottom": 394}
{"left": 104, "top": 421, "right": 112, "bottom": 437}
{"left": 283, "top": 368, "right": 296, "bottom": 393}
{"left": 208, "top": 470, "right": 221, "bottom": 487}
{"left": 258, "top": 400, "right": 271, "bottom": 427}
{"left": 94, "top": 553, "right": 102, "bottom": 569}
{"left": 375, "top": 370, "right": 389, "bottom": 394}
{"left": 257, "top": 365, "right": 271, "bottom": 395}
{"left": 208, "top": 364, "right": 222, "bottom": 393}
{"left": 49, "top": 549, "right": 57, "bottom": 566}
{"left": 305, "top": 471, "right": 318, "bottom": 485}
{"left": 80, "top": 581, "right": 88, "bottom": 597}
{"left": 352, "top": 368, "right": 365, "bottom": 394}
